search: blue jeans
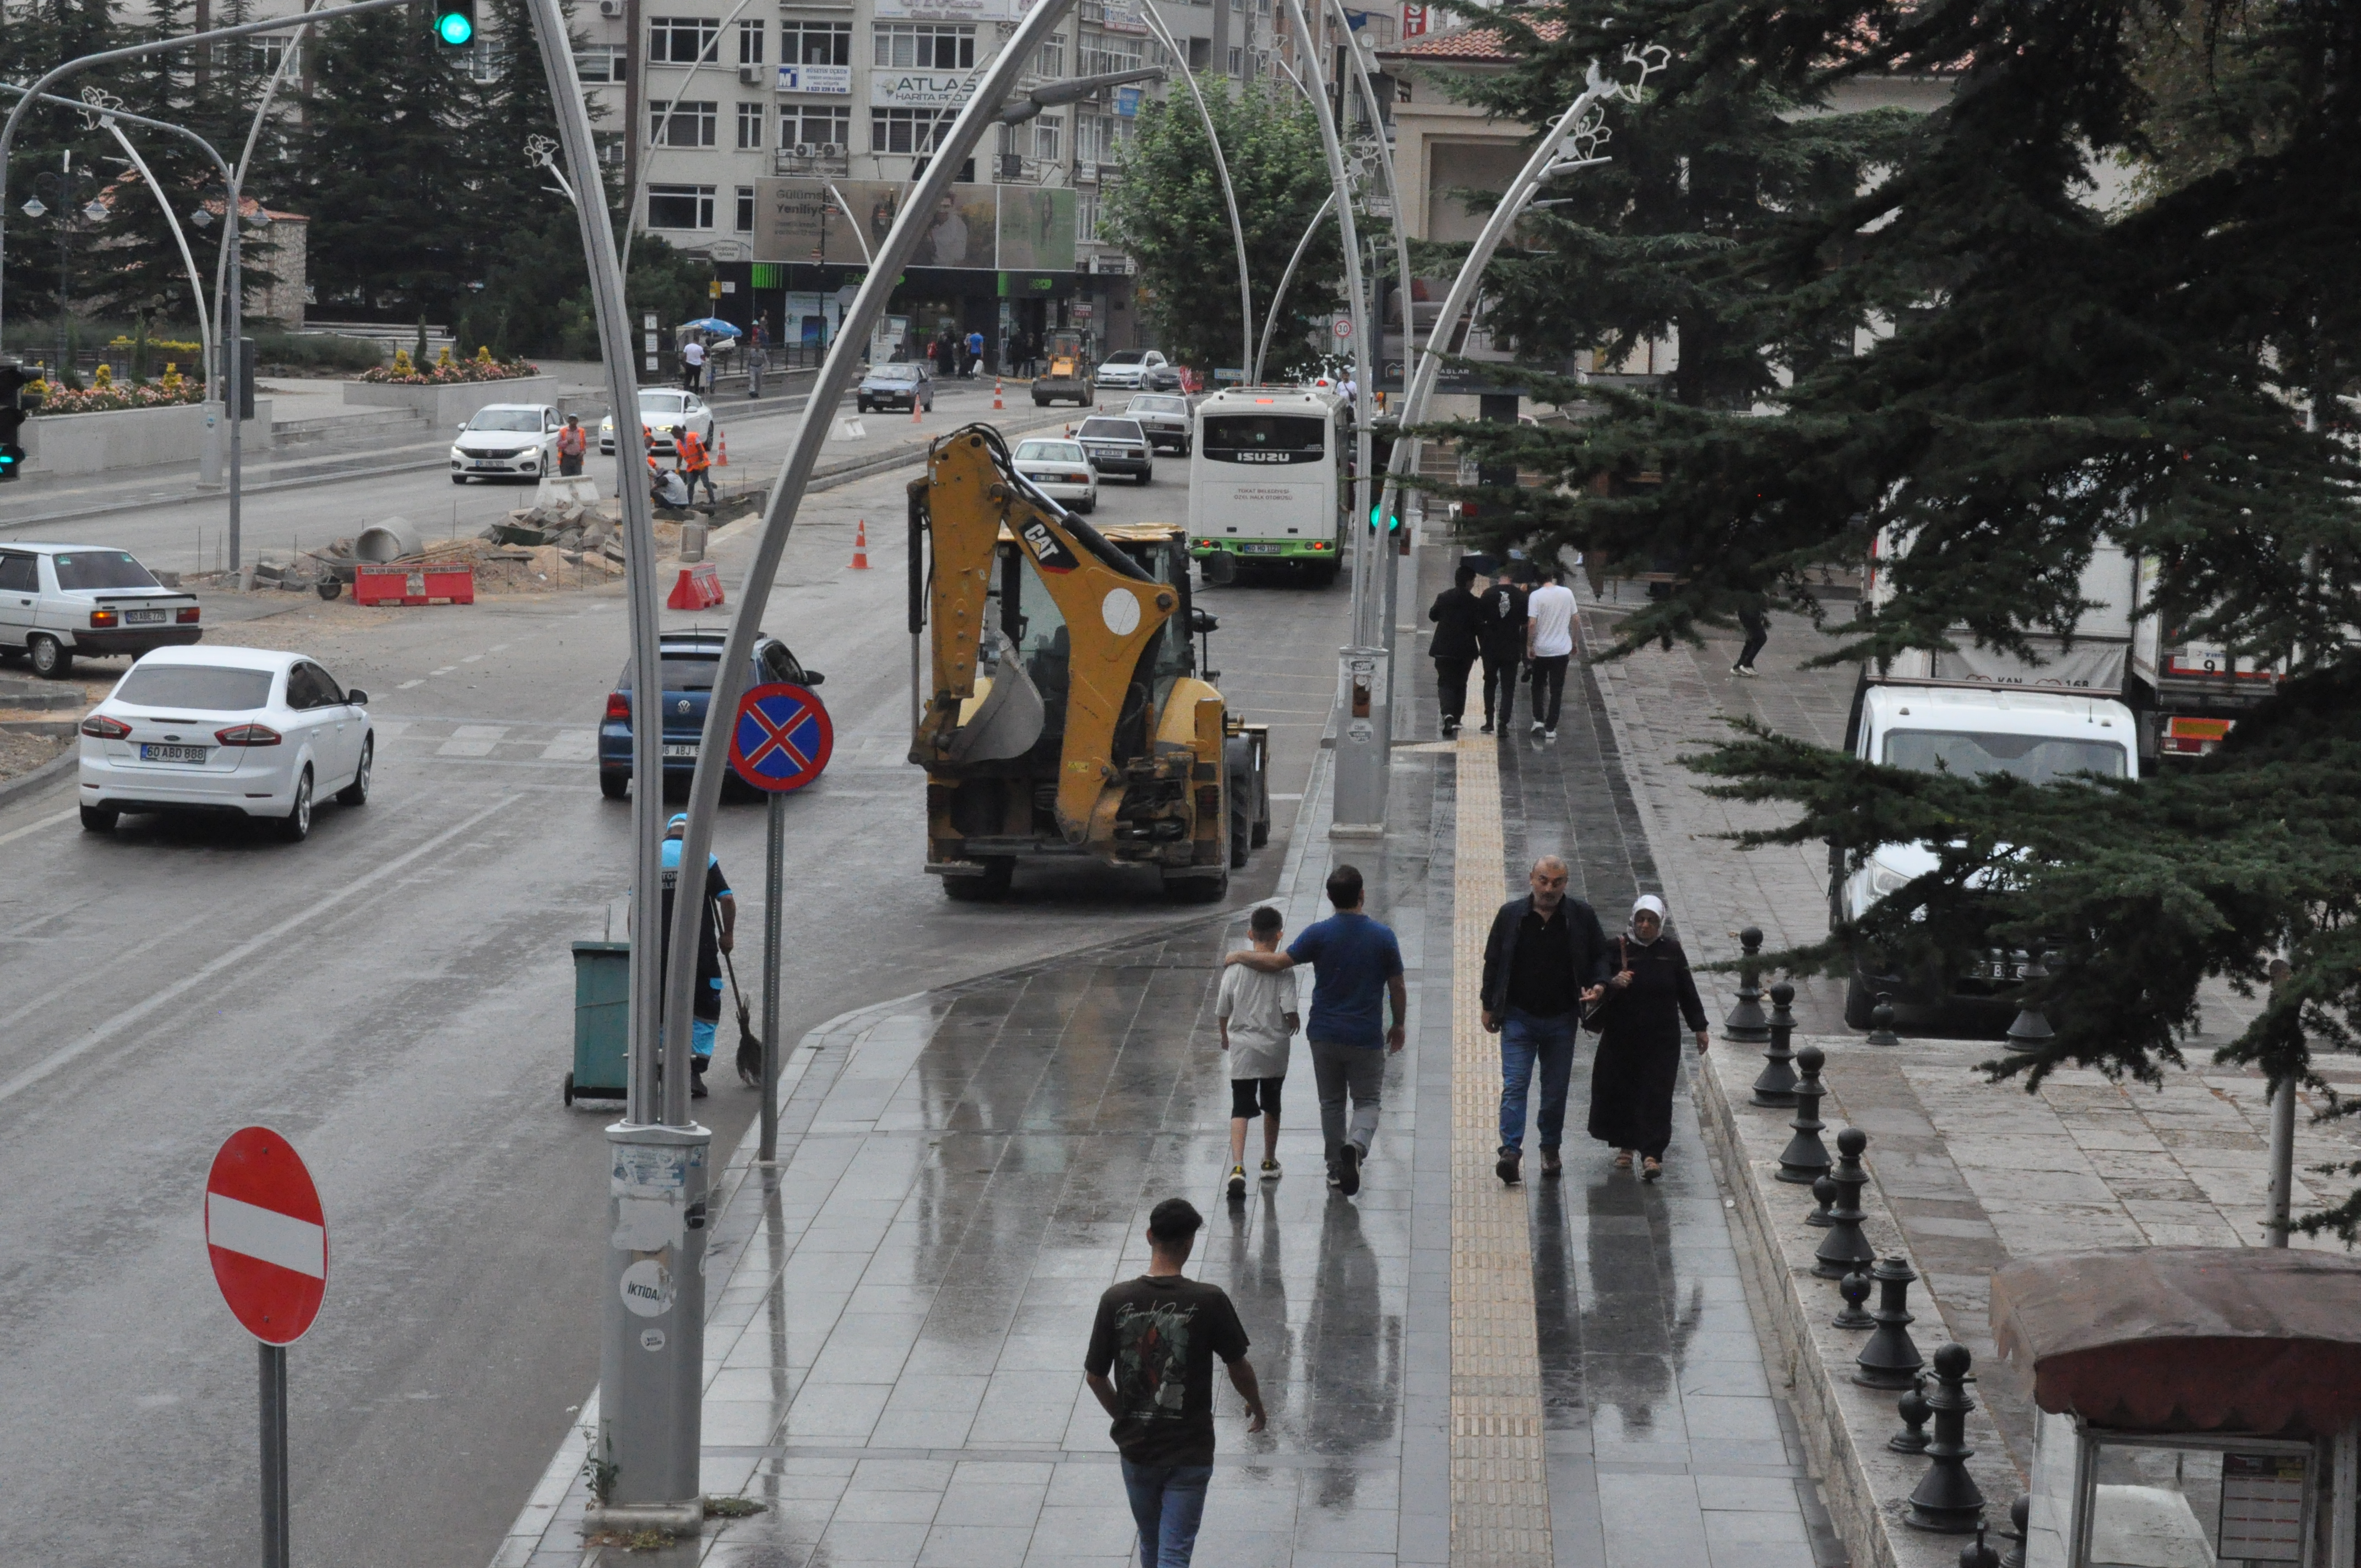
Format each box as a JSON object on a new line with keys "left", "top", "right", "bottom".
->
{"left": 1499, "top": 1006, "right": 1579, "bottom": 1152}
{"left": 1120, "top": 1459, "right": 1212, "bottom": 1568}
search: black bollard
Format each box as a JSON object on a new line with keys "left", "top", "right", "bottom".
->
{"left": 1868, "top": 993, "right": 1902, "bottom": 1047}
{"left": 1807, "top": 1172, "right": 1837, "bottom": 1228}
{"left": 1960, "top": 1525, "right": 2000, "bottom": 1568}
{"left": 1726, "top": 927, "right": 1770, "bottom": 1044}
{"left": 1813, "top": 1128, "right": 1876, "bottom": 1278}
{"left": 1889, "top": 1376, "right": 1932, "bottom": 1453}
{"left": 1751, "top": 981, "right": 1799, "bottom": 1107}
{"left": 1775, "top": 1045, "right": 1833, "bottom": 1184}
{"left": 1834, "top": 1266, "right": 1875, "bottom": 1329}
{"left": 1855, "top": 1254, "right": 1926, "bottom": 1389}
{"left": 2005, "top": 949, "right": 2054, "bottom": 1054}
{"left": 1906, "top": 1343, "right": 1988, "bottom": 1533}
{"left": 1998, "top": 1495, "right": 2030, "bottom": 1568}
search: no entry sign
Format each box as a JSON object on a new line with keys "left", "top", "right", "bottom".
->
{"left": 728, "top": 681, "right": 834, "bottom": 792}
{"left": 205, "top": 1126, "right": 328, "bottom": 1346}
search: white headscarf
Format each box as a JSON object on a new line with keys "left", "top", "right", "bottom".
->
{"left": 1628, "top": 894, "right": 1667, "bottom": 945}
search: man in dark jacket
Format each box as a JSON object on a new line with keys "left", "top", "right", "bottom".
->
{"left": 1479, "top": 854, "right": 1611, "bottom": 1183}
{"left": 1475, "top": 572, "right": 1527, "bottom": 734}
{"left": 1428, "top": 564, "right": 1486, "bottom": 737}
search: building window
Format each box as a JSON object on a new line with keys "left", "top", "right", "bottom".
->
{"left": 1076, "top": 111, "right": 1129, "bottom": 165}
{"left": 782, "top": 104, "right": 852, "bottom": 150}
{"left": 736, "top": 101, "right": 765, "bottom": 148}
{"left": 735, "top": 186, "right": 756, "bottom": 233}
{"left": 650, "top": 101, "right": 717, "bottom": 146}
{"left": 1227, "top": 45, "right": 1241, "bottom": 73}
{"left": 1080, "top": 30, "right": 1143, "bottom": 75}
{"left": 469, "top": 35, "right": 510, "bottom": 83}
{"left": 1034, "top": 34, "right": 1064, "bottom": 75}
{"left": 647, "top": 184, "right": 716, "bottom": 230}
{"left": 594, "top": 130, "right": 626, "bottom": 165}
{"left": 780, "top": 19, "right": 852, "bottom": 63}
{"left": 251, "top": 35, "right": 298, "bottom": 75}
{"left": 1077, "top": 188, "right": 1100, "bottom": 243}
{"left": 574, "top": 43, "right": 626, "bottom": 81}
{"left": 872, "top": 22, "right": 974, "bottom": 68}
{"left": 648, "top": 16, "right": 719, "bottom": 64}
{"left": 1030, "top": 112, "right": 1062, "bottom": 163}
{"left": 869, "top": 107, "right": 955, "bottom": 155}
{"left": 737, "top": 18, "right": 764, "bottom": 63}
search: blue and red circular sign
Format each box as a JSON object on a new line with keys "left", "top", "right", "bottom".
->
{"left": 728, "top": 682, "right": 833, "bottom": 792}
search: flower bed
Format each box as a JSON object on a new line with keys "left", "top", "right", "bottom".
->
{"left": 358, "top": 345, "right": 541, "bottom": 386}
{"left": 27, "top": 365, "right": 206, "bottom": 416}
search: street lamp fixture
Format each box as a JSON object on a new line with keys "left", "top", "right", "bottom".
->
{"left": 19, "top": 198, "right": 42, "bottom": 219}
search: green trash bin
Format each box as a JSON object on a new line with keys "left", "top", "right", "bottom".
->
{"left": 567, "top": 940, "right": 631, "bottom": 1106}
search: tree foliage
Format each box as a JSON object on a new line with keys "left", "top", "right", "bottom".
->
{"left": 1101, "top": 79, "right": 1345, "bottom": 377}
{"left": 1423, "top": 0, "right": 2361, "bottom": 1232}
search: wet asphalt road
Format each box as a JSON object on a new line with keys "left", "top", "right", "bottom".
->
{"left": 0, "top": 434, "right": 1358, "bottom": 1566}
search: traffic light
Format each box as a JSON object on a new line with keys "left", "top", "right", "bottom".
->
{"left": 433, "top": 0, "right": 475, "bottom": 47}
{"left": 0, "top": 360, "right": 28, "bottom": 482}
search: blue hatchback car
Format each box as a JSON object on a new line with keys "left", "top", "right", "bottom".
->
{"left": 598, "top": 629, "right": 825, "bottom": 799}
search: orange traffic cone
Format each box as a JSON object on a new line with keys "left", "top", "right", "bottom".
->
{"left": 851, "top": 519, "right": 871, "bottom": 570}
{"left": 992, "top": 379, "right": 1004, "bottom": 411}
{"left": 716, "top": 433, "right": 728, "bottom": 466}
{"left": 911, "top": 396, "right": 922, "bottom": 425}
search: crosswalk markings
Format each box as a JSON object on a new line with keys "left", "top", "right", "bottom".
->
{"left": 540, "top": 731, "right": 597, "bottom": 762}
{"left": 437, "top": 725, "right": 509, "bottom": 757}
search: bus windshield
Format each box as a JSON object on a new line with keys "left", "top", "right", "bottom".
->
{"left": 1201, "top": 414, "right": 1328, "bottom": 464}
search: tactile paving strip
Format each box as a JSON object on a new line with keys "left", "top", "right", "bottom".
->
{"left": 1449, "top": 733, "right": 1553, "bottom": 1566}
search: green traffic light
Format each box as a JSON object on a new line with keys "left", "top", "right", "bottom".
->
{"left": 436, "top": 9, "right": 474, "bottom": 43}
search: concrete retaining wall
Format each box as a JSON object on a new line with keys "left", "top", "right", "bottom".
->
{"left": 342, "top": 375, "right": 557, "bottom": 430}
{"left": 21, "top": 398, "right": 274, "bottom": 478}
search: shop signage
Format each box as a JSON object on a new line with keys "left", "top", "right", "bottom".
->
{"left": 776, "top": 63, "right": 852, "bottom": 93}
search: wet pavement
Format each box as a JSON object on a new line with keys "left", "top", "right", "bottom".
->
{"left": 497, "top": 545, "right": 1848, "bottom": 1567}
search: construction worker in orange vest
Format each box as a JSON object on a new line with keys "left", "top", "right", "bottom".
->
{"left": 556, "top": 414, "right": 588, "bottom": 476}
{"left": 673, "top": 424, "right": 718, "bottom": 504}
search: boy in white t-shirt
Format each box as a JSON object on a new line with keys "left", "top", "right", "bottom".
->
{"left": 1217, "top": 906, "right": 1300, "bottom": 1201}
{"left": 1524, "top": 570, "right": 1579, "bottom": 739}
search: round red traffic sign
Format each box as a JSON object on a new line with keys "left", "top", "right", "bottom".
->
{"left": 727, "top": 682, "right": 834, "bottom": 792}
{"left": 204, "top": 1126, "right": 328, "bottom": 1346}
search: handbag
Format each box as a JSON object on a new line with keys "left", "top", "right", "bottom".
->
{"left": 1581, "top": 937, "right": 1627, "bottom": 1033}
{"left": 715, "top": 898, "right": 764, "bottom": 1086}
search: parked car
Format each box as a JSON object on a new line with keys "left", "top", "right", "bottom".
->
{"left": 856, "top": 361, "right": 934, "bottom": 414}
{"left": 600, "top": 389, "right": 716, "bottom": 456}
{"left": 599, "top": 629, "right": 825, "bottom": 799}
{"left": 1073, "top": 416, "right": 1154, "bottom": 484}
{"left": 1011, "top": 438, "right": 1099, "bottom": 513}
{"left": 1124, "top": 393, "right": 1192, "bottom": 455}
{"left": 77, "top": 646, "right": 372, "bottom": 841}
{"left": 1094, "top": 350, "right": 1171, "bottom": 391}
{"left": 450, "top": 402, "right": 562, "bottom": 484}
{"left": 0, "top": 543, "right": 200, "bottom": 678}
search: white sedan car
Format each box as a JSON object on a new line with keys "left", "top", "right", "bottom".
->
{"left": 600, "top": 389, "right": 716, "bottom": 456}
{"left": 78, "top": 646, "right": 374, "bottom": 842}
{"left": 1011, "top": 438, "right": 1098, "bottom": 514}
{"left": 450, "top": 403, "right": 561, "bottom": 483}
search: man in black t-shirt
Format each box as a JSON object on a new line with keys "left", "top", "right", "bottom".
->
{"left": 1084, "top": 1199, "right": 1265, "bottom": 1567}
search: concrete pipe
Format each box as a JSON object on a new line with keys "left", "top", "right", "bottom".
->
{"left": 353, "top": 520, "right": 422, "bottom": 563}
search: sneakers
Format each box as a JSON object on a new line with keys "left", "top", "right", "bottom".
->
{"left": 1479, "top": 719, "right": 1494, "bottom": 734}
{"left": 1530, "top": 721, "right": 1546, "bottom": 737}
{"left": 1336, "top": 1142, "right": 1362, "bottom": 1197}
{"left": 1495, "top": 1146, "right": 1522, "bottom": 1185}
{"left": 1260, "top": 1158, "right": 1282, "bottom": 1181}
{"left": 1541, "top": 1149, "right": 1563, "bottom": 1179}
{"left": 1732, "top": 663, "right": 1759, "bottom": 678}
{"left": 1544, "top": 728, "right": 1557, "bottom": 741}
{"left": 1442, "top": 716, "right": 1460, "bottom": 736}
{"left": 1227, "top": 1164, "right": 1247, "bottom": 1200}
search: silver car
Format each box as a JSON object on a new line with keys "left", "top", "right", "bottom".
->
{"left": 1124, "top": 393, "right": 1192, "bottom": 456}
{"left": 450, "top": 402, "right": 561, "bottom": 484}
{"left": 0, "top": 542, "right": 201, "bottom": 678}
{"left": 1074, "top": 416, "right": 1154, "bottom": 484}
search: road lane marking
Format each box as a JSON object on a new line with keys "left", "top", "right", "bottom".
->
{"left": 206, "top": 1192, "right": 327, "bottom": 1277}
{"left": 398, "top": 679, "right": 424, "bottom": 689}
{"left": 0, "top": 793, "right": 523, "bottom": 1113}
{"left": 461, "top": 654, "right": 485, "bottom": 663}
{"left": 0, "top": 809, "right": 78, "bottom": 848}
{"left": 431, "top": 666, "right": 457, "bottom": 676}
{"left": 438, "top": 725, "right": 509, "bottom": 757}
{"left": 541, "top": 731, "right": 598, "bottom": 762}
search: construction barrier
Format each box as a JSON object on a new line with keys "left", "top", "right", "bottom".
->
{"left": 667, "top": 561, "right": 726, "bottom": 610}
{"left": 355, "top": 563, "right": 475, "bottom": 606}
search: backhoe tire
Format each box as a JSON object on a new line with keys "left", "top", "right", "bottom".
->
{"left": 1166, "top": 867, "right": 1227, "bottom": 903}
{"left": 942, "top": 858, "right": 1014, "bottom": 901}
{"left": 1230, "top": 808, "right": 1250, "bottom": 870}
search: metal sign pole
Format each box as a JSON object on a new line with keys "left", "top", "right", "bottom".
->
{"left": 259, "top": 1343, "right": 290, "bottom": 1568}
{"left": 759, "top": 788, "right": 784, "bottom": 1163}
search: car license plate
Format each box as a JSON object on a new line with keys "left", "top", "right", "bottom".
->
{"left": 140, "top": 743, "right": 207, "bottom": 763}
{"left": 125, "top": 608, "right": 165, "bottom": 624}
{"left": 472, "top": 460, "right": 504, "bottom": 469}
{"left": 1241, "top": 543, "right": 1285, "bottom": 555}
{"left": 663, "top": 743, "right": 698, "bottom": 758}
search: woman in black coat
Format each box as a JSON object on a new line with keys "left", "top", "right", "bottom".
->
{"left": 1586, "top": 894, "right": 1710, "bottom": 1180}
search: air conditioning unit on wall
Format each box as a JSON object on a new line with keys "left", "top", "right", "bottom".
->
{"left": 597, "top": 0, "right": 623, "bottom": 16}
{"left": 737, "top": 64, "right": 762, "bottom": 83}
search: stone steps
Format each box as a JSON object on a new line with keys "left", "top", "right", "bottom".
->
{"left": 0, "top": 677, "right": 84, "bottom": 711}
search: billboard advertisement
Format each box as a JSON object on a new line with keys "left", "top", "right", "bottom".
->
{"left": 754, "top": 182, "right": 1075, "bottom": 271}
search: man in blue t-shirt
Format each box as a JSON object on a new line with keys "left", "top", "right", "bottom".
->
{"left": 1222, "top": 865, "right": 1404, "bottom": 1196}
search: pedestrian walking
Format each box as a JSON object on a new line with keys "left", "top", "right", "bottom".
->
{"left": 965, "top": 328, "right": 984, "bottom": 378}
{"left": 1476, "top": 569, "right": 1527, "bottom": 734}
{"left": 1427, "top": 564, "right": 1484, "bottom": 737}
{"left": 1223, "top": 865, "right": 1405, "bottom": 1196}
{"left": 679, "top": 334, "right": 706, "bottom": 392}
{"left": 555, "top": 414, "right": 587, "bottom": 477}
{"left": 1525, "top": 568, "right": 1578, "bottom": 739}
{"left": 1217, "top": 906, "right": 1300, "bottom": 1200}
{"left": 1084, "top": 1198, "right": 1266, "bottom": 1568}
{"left": 1733, "top": 594, "right": 1769, "bottom": 677}
{"left": 1585, "top": 894, "right": 1709, "bottom": 1181}
{"left": 658, "top": 812, "right": 736, "bottom": 1098}
{"left": 1480, "top": 855, "right": 1613, "bottom": 1184}
{"left": 673, "top": 424, "right": 718, "bottom": 504}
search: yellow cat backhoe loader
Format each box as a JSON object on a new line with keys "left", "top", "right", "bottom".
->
{"left": 908, "top": 425, "right": 1270, "bottom": 901}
